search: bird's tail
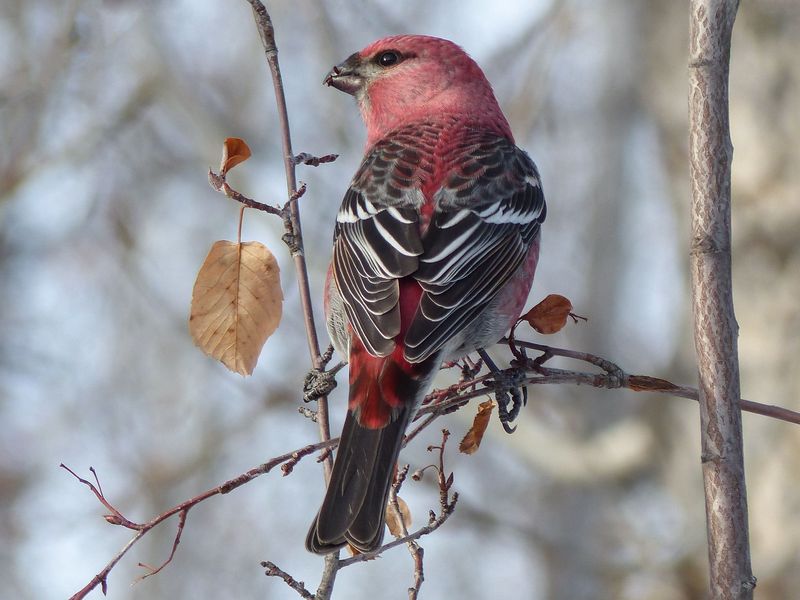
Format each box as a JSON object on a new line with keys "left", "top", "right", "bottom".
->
{"left": 306, "top": 342, "right": 437, "bottom": 555}
{"left": 305, "top": 404, "right": 410, "bottom": 554}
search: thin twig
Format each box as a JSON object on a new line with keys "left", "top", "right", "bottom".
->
{"left": 338, "top": 430, "right": 458, "bottom": 569}
{"left": 387, "top": 466, "right": 426, "bottom": 599}
{"left": 315, "top": 551, "right": 340, "bottom": 600}
{"left": 208, "top": 169, "right": 283, "bottom": 215}
{"left": 408, "top": 546, "right": 425, "bottom": 600}
{"left": 405, "top": 339, "right": 800, "bottom": 433}
{"left": 59, "top": 465, "right": 143, "bottom": 530}
{"left": 136, "top": 509, "right": 188, "bottom": 582}
{"left": 261, "top": 560, "right": 315, "bottom": 599}
{"left": 508, "top": 339, "right": 800, "bottom": 426}
{"left": 65, "top": 438, "right": 336, "bottom": 599}
{"left": 242, "top": 6, "right": 342, "bottom": 597}
{"left": 245, "top": 0, "right": 334, "bottom": 479}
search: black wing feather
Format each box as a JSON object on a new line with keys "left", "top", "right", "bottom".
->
{"left": 331, "top": 125, "right": 545, "bottom": 364}
{"left": 404, "top": 137, "right": 545, "bottom": 363}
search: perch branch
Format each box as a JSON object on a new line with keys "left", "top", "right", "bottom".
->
{"left": 245, "top": 0, "right": 335, "bottom": 479}
{"left": 66, "top": 335, "right": 799, "bottom": 597}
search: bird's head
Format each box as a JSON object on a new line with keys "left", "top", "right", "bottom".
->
{"left": 324, "top": 35, "right": 509, "bottom": 146}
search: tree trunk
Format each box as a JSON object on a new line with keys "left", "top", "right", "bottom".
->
{"left": 688, "top": 1, "right": 755, "bottom": 598}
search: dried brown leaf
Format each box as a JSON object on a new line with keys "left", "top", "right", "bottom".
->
{"left": 522, "top": 294, "right": 573, "bottom": 334}
{"left": 385, "top": 495, "right": 412, "bottom": 537}
{"left": 459, "top": 399, "right": 495, "bottom": 455}
{"left": 189, "top": 240, "right": 282, "bottom": 375}
{"left": 628, "top": 375, "right": 681, "bottom": 393}
{"left": 220, "top": 137, "right": 252, "bottom": 175}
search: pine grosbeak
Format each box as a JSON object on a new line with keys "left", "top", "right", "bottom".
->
{"left": 307, "top": 35, "right": 546, "bottom": 554}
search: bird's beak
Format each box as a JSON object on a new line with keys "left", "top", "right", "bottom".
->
{"left": 323, "top": 53, "right": 363, "bottom": 96}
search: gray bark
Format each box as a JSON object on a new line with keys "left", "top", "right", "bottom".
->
{"left": 688, "top": 1, "right": 755, "bottom": 598}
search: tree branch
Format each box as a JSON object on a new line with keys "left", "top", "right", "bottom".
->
{"left": 63, "top": 439, "right": 336, "bottom": 600}
{"left": 688, "top": 2, "right": 755, "bottom": 598}
{"left": 245, "top": 0, "right": 335, "bottom": 481}
{"left": 65, "top": 335, "right": 799, "bottom": 597}
{"left": 261, "top": 560, "right": 315, "bottom": 599}
{"left": 411, "top": 339, "right": 800, "bottom": 428}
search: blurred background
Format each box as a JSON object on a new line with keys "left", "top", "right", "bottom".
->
{"left": 1, "top": 1, "right": 799, "bottom": 598}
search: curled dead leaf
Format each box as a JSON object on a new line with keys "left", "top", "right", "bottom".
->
{"left": 385, "top": 495, "right": 412, "bottom": 537}
{"left": 628, "top": 375, "right": 681, "bottom": 393}
{"left": 459, "top": 399, "right": 495, "bottom": 455}
{"left": 522, "top": 294, "right": 574, "bottom": 334}
{"left": 220, "top": 137, "right": 252, "bottom": 176}
{"left": 189, "top": 240, "right": 283, "bottom": 375}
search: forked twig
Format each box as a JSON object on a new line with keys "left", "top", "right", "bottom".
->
{"left": 64, "top": 438, "right": 336, "bottom": 599}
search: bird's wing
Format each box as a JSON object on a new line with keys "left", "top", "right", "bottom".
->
{"left": 330, "top": 139, "right": 425, "bottom": 356}
{"left": 404, "top": 134, "right": 546, "bottom": 362}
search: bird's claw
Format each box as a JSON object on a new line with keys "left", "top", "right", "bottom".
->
{"left": 303, "top": 368, "right": 338, "bottom": 403}
{"left": 494, "top": 368, "right": 527, "bottom": 433}
{"left": 281, "top": 232, "right": 300, "bottom": 254}
{"left": 476, "top": 350, "right": 528, "bottom": 434}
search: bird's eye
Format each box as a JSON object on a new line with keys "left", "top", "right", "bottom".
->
{"left": 376, "top": 51, "right": 401, "bottom": 67}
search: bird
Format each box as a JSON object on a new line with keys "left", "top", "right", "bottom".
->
{"left": 306, "top": 34, "right": 546, "bottom": 555}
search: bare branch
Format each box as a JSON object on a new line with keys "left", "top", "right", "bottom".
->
{"left": 314, "top": 554, "right": 340, "bottom": 600}
{"left": 136, "top": 509, "right": 188, "bottom": 582}
{"left": 245, "top": 0, "right": 335, "bottom": 478}
{"left": 410, "top": 339, "right": 800, "bottom": 429}
{"left": 261, "top": 560, "right": 315, "bottom": 599}
{"left": 64, "top": 438, "right": 336, "bottom": 599}
{"left": 388, "top": 465, "right": 426, "bottom": 599}
{"left": 407, "top": 546, "right": 425, "bottom": 600}
{"left": 208, "top": 169, "right": 284, "bottom": 215}
{"left": 59, "top": 464, "right": 143, "bottom": 530}
{"left": 68, "top": 530, "right": 146, "bottom": 599}
{"left": 689, "top": 2, "right": 755, "bottom": 596}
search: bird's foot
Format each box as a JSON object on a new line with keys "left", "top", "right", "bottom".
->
{"left": 476, "top": 349, "right": 528, "bottom": 434}
{"left": 302, "top": 345, "right": 341, "bottom": 403}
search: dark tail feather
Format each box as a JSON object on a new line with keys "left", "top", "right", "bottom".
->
{"left": 306, "top": 406, "right": 410, "bottom": 555}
